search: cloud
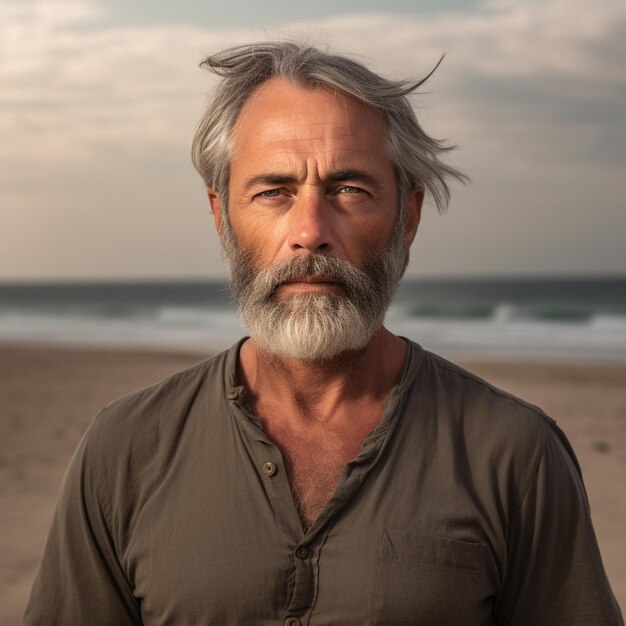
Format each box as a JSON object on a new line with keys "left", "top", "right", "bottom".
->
{"left": 2, "top": 0, "right": 624, "bottom": 156}
{"left": 1, "top": 0, "right": 625, "bottom": 278}
{"left": 1, "top": 1, "right": 206, "bottom": 164}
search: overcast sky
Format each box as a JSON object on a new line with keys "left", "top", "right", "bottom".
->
{"left": 1, "top": 0, "right": 625, "bottom": 281}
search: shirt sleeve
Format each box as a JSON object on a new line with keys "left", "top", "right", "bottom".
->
{"left": 23, "top": 427, "right": 142, "bottom": 626}
{"left": 495, "top": 422, "right": 624, "bottom": 625}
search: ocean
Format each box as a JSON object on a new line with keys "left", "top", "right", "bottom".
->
{"left": 1, "top": 277, "right": 625, "bottom": 361}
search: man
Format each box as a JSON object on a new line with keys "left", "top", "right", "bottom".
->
{"left": 25, "top": 42, "right": 623, "bottom": 625}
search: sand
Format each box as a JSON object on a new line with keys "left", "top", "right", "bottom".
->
{"left": 1, "top": 343, "right": 624, "bottom": 624}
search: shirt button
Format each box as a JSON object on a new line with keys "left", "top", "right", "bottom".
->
{"left": 295, "top": 546, "right": 308, "bottom": 559}
{"left": 262, "top": 462, "right": 278, "bottom": 477}
{"left": 226, "top": 388, "right": 239, "bottom": 400}
{"left": 284, "top": 618, "right": 301, "bottom": 626}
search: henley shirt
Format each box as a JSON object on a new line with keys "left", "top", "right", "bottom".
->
{"left": 24, "top": 339, "right": 624, "bottom": 625}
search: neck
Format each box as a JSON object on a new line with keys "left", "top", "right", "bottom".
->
{"left": 237, "top": 328, "right": 407, "bottom": 425}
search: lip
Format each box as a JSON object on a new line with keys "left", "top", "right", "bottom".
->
{"left": 278, "top": 276, "right": 343, "bottom": 293}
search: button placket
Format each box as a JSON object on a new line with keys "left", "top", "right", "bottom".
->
{"left": 227, "top": 392, "right": 328, "bottom": 624}
{"left": 286, "top": 541, "right": 316, "bottom": 619}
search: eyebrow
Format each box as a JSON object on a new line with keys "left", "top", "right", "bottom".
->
{"left": 326, "top": 170, "right": 380, "bottom": 190}
{"left": 242, "top": 174, "right": 298, "bottom": 193}
{"left": 242, "top": 169, "right": 382, "bottom": 193}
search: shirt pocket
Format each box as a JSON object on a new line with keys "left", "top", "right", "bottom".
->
{"left": 370, "top": 529, "right": 487, "bottom": 626}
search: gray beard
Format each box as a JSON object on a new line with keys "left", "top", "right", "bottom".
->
{"left": 221, "top": 221, "right": 407, "bottom": 362}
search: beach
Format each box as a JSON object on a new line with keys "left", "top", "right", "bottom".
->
{"left": 1, "top": 343, "right": 624, "bottom": 624}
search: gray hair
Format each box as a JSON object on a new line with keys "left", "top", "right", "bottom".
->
{"left": 191, "top": 41, "right": 466, "bottom": 217}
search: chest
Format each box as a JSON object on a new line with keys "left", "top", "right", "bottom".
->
{"left": 127, "top": 432, "right": 499, "bottom": 626}
{"left": 273, "top": 429, "right": 364, "bottom": 528}
{"left": 255, "top": 402, "right": 384, "bottom": 528}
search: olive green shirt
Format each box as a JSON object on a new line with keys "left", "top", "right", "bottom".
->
{"left": 24, "top": 340, "right": 623, "bottom": 625}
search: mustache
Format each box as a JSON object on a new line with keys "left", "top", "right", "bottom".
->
{"left": 251, "top": 254, "right": 371, "bottom": 301}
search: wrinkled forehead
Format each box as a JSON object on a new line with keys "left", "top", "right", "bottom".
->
{"left": 231, "top": 77, "right": 390, "bottom": 154}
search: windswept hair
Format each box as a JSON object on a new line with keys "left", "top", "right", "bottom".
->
{"left": 191, "top": 41, "right": 466, "bottom": 216}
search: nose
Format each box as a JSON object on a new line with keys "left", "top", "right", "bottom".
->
{"left": 287, "top": 190, "right": 334, "bottom": 254}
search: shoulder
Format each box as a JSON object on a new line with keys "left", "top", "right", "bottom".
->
{"left": 88, "top": 346, "right": 232, "bottom": 448}
{"left": 416, "top": 345, "right": 555, "bottom": 438}
{"left": 75, "top": 346, "right": 235, "bottom": 498}
{"left": 61, "top": 345, "right": 238, "bottom": 540}
{"left": 407, "top": 344, "right": 566, "bottom": 504}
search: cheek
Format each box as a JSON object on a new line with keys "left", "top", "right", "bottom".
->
{"left": 227, "top": 218, "right": 287, "bottom": 270}
{"left": 343, "top": 216, "right": 397, "bottom": 260}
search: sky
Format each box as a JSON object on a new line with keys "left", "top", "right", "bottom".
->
{"left": 1, "top": 0, "right": 625, "bottom": 281}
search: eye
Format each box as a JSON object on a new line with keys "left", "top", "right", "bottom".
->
{"left": 338, "top": 185, "right": 363, "bottom": 194}
{"left": 258, "top": 189, "right": 280, "bottom": 198}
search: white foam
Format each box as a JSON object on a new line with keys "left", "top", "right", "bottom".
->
{"left": 1, "top": 308, "right": 626, "bottom": 361}
{"left": 0, "top": 310, "right": 245, "bottom": 352}
{"left": 589, "top": 313, "right": 626, "bottom": 330}
{"left": 387, "top": 311, "right": 626, "bottom": 361}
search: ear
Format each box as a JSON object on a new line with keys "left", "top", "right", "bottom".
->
{"left": 403, "top": 187, "right": 424, "bottom": 248}
{"left": 207, "top": 188, "right": 223, "bottom": 236}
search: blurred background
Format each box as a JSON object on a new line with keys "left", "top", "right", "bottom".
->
{"left": 1, "top": 0, "right": 625, "bottom": 357}
{"left": 1, "top": 0, "right": 625, "bottom": 623}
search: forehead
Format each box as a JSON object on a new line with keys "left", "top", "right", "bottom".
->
{"left": 231, "top": 77, "right": 391, "bottom": 164}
